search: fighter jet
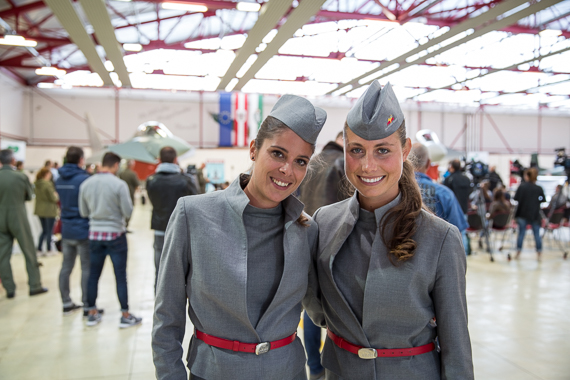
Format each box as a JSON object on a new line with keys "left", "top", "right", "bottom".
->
{"left": 86, "top": 116, "right": 194, "bottom": 179}
{"left": 86, "top": 117, "right": 193, "bottom": 161}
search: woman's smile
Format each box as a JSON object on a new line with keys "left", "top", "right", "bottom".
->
{"left": 357, "top": 175, "right": 385, "bottom": 185}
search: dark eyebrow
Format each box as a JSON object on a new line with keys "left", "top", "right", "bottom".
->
{"left": 346, "top": 141, "right": 394, "bottom": 148}
{"left": 374, "top": 142, "right": 395, "bottom": 148}
{"left": 271, "top": 145, "right": 310, "bottom": 161}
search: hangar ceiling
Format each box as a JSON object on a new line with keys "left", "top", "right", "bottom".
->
{"left": 0, "top": 0, "right": 569, "bottom": 109}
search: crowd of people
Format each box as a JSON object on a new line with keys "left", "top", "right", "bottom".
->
{"left": 1, "top": 79, "right": 565, "bottom": 380}
{"left": 0, "top": 147, "right": 209, "bottom": 327}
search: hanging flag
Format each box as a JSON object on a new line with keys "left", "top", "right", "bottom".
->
{"left": 248, "top": 94, "right": 263, "bottom": 142}
{"left": 218, "top": 92, "right": 232, "bottom": 147}
{"left": 233, "top": 92, "right": 248, "bottom": 147}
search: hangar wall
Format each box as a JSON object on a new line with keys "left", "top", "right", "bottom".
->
{"left": 0, "top": 69, "right": 26, "bottom": 141}
{"left": 20, "top": 86, "right": 570, "bottom": 154}
{"left": 1, "top": 81, "right": 568, "bottom": 182}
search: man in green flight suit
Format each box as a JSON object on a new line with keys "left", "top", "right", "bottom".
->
{"left": 0, "top": 149, "right": 48, "bottom": 298}
{"left": 118, "top": 160, "right": 140, "bottom": 205}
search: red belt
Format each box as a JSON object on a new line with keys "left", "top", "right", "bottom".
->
{"left": 327, "top": 329, "right": 435, "bottom": 359}
{"left": 195, "top": 329, "right": 297, "bottom": 355}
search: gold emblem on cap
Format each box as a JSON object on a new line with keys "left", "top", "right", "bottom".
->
{"left": 387, "top": 115, "right": 394, "bottom": 126}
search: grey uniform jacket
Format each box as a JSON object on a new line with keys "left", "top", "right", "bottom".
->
{"left": 152, "top": 176, "right": 322, "bottom": 380}
{"left": 310, "top": 193, "right": 473, "bottom": 380}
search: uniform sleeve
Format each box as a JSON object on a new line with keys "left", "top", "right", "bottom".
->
{"left": 302, "top": 209, "right": 326, "bottom": 328}
{"left": 118, "top": 181, "right": 133, "bottom": 220}
{"left": 25, "top": 175, "right": 34, "bottom": 202}
{"left": 432, "top": 226, "right": 474, "bottom": 380}
{"left": 152, "top": 199, "right": 191, "bottom": 380}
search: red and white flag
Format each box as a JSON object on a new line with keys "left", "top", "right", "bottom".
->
{"left": 233, "top": 92, "right": 248, "bottom": 147}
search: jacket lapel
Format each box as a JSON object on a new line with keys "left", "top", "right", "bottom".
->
{"left": 319, "top": 193, "right": 371, "bottom": 346}
{"left": 361, "top": 194, "right": 402, "bottom": 333}
{"left": 222, "top": 176, "right": 261, "bottom": 340}
{"left": 255, "top": 195, "right": 305, "bottom": 332}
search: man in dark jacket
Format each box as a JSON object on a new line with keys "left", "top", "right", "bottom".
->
{"left": 444, "top": 159, "right": 473, "bottom": 254}
{"left": 299, "top": 131, "right": 348, "bottom": 215}
{"left": 488, "top": 165, "right": 503, "bottom": 192}
{"left": 146, "top": 147, "right": 198, "bottom": 290}
{"left": 55, "top": 146, "right": 94, "bottom": 315}
{"left": 0, "top": 149, "right": 47, "bottom": 298}
{"left": 196, "top": 163, "right": 209, "bottom": 194}
{"left": 298, "top": 131, "right": 348, "bottom": 380}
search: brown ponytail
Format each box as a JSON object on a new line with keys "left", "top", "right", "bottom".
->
{"left": 380, "top": 159, "right": 423, "bottom": 264}
{"left": 379, "top": 122, "right": 423, "bottom": 264}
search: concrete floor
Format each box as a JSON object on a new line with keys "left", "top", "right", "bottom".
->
{"left": 0, "top": 199, "right": 569, "bottom": 380}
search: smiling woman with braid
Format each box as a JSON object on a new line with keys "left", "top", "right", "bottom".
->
{"left": 306, "top": 80, "right": 474, "bottom": 380}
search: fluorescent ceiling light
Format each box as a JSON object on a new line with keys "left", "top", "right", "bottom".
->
{"left": 236, "top": 54, "right": 258, "bottom": 78}
{"left": 123, "top": 43, "right": 143, "bottom": 52}
{"left": 104, "top": 60, "right": 115, "bottom": 72}
{"left": 110, "top": 72, "right": 122, "bottom": 88}
{"left": 0, "top": 35, "right": 37, "bottom": 47}
{"left": 37, "top": 83, "right": 55, "bottom": 89}
{"left": 161, "top": 2, "right": 208, "bottom": 12}
{"left": 35, "top": 67, "right": 66, "bottom": 77}
{"left": 225, "top": 78, "right": 239, "bottom": 92}
{"left": 236, "top": 2, "right": 261, "bottom": 12}
{"left": 539, "top": 29, "right": 562, "bottom": 37}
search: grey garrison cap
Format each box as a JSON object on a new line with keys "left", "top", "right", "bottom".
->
{"left": 346, "top": 80, "right": 404, "bottom": 140}
{"left": 268, "top": 95, "right": 327, "bottom": 145}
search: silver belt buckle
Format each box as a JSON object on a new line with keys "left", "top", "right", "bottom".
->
{"left": 255, "top": 342, "right": 270, "bottom": 355}
{"left": 358, "top": 348, "right": 377, "bottom": 359}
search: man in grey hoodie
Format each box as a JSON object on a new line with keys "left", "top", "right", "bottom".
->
{"left": 79, "top": 152, "right": 141, "bottom": 328}
{"left": 146, "top": 147, "right": 197, "bottom": 291}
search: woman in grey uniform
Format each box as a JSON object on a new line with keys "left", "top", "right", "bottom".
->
{"left": 152, "top": 95, "right": 326, "bottom": 380}
{"left": 309, "top": 80, "right": 473, "bottom": 379}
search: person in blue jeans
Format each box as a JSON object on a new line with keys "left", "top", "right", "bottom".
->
{"left": 56, "top": 146, "right": 93, "bottom": 315}
{"left": 88, "top": 235, "right": 128, "bottom": 317}
{"left": 514, "top": 168, "right": 546, "bottom": 260}
{"left": 79, "top": 152, "right": 141, "bottom": 328}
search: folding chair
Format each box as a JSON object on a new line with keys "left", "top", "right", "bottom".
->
{"left": 489, "top": 210, "right": 511, "bottom": 258}
{"left": 542, "top": 208, "right": 568, "bottom": 259}
{"left": 467, "top": 209, "right": 494, "bottom": 261}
